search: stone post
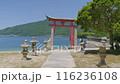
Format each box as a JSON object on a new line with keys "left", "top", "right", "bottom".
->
{"left": 74, "top": 29, "right": 77, "bottom": 47}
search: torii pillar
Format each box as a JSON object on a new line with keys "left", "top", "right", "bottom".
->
{"left": 70, "top": 22, "right": 75, "bottom": 46}
{"left": 51, "top": 28, "right": 54, "bottom": 49}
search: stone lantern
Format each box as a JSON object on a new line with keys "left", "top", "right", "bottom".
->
{"left": 80, "top": 40, "right": 85, "bottom": 51}
{"left": 96, "top": 38, "right": 111, "bottom": 67}
{"left": 44, "top": 38, "right": 48, "bottom": 51}
{"left": 20, "top": 40, "right": 31, "bottom": 59}
{"left": 29, "top": 37, "right": 38, "bottom": 56}
{"left": 79, "top": 38, "right": 82, "bottom": 47}
{"left": 47, "top": 38, "right": 52, "bottom": 50}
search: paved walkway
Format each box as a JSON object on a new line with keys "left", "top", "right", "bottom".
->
{"left": 41, "top": 51, "right": 76, "bottom": 68}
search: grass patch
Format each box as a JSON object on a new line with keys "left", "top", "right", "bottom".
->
{"left": 71, "top": 50, "right": 120, "bottom": 68}
{"left": 85, "top": 50, "right": 120, "bottom": 55}
{"left": 106, "top": 50, "right": 120, "bottom": 55}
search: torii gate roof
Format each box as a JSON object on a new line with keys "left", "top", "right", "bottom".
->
{"left": 46, "top": 15, "right": 76, "bottom": 22}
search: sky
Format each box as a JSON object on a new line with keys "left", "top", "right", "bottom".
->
{"left": 0, "top": 0, "right": 92, "bottom": 29}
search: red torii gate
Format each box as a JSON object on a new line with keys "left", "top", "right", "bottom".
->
{"left": 46, "top": 15, "right": 78, "bottom": 47}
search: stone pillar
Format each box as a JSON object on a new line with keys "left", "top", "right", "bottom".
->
{"left": 74, "top": 29, "right": 77, "bottom": 47}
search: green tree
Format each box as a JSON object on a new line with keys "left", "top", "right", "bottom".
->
{"left": 76, "top": 0, "right": 120, "bottom": 49}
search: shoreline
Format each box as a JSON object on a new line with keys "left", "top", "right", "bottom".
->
{"left": 0, "top": 51, "right": 21, "bottom": 53}
{"left": 0, "top": 35, "right": 83, "bottom": 38}
{"left": 0, "top": 48, "right": 108, "bottom": 53}
{"left": 0, "top": 35, "right": 69, "bottom": 37}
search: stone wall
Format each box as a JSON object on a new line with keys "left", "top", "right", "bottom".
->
{"left": 85, "top": 36, "right": 109, "bottom": 48}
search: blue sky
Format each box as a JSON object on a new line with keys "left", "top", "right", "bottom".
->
{"left": 0, "top": 0, "right": 92, "bottom": 29}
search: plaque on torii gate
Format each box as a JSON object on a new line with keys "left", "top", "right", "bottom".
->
{"left": 46, "top": 15, "right": 78, "bottom": 48}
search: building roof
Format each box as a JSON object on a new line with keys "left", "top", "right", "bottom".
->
{"left": 46, "top": 15, "right": 76, "bottom": 22}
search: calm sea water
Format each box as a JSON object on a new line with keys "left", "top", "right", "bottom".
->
{"left": 0, "top": 36, "right": 86, "bottom": 52}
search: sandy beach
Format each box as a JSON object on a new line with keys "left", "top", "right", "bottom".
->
{"left": 0, "top": 51, "right": 50, "bottom": 68}
{"left": 0, "top": 48, "right": 120, "bottom": 68}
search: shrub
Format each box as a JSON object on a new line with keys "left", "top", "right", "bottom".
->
{"left": 77, "top": 32, "right": 92, "bottom": 38}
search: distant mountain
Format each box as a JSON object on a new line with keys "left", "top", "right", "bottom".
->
{"left": 0, "top": 19, "right": 82, "bottom": 36}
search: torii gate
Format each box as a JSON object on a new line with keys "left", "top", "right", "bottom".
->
{"left": 46, "top": 15, "right": 78, "bottom": 48}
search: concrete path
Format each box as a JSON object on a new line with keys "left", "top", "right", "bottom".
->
{"left": 41, "top": 51, "right": 76, "bottom": 68}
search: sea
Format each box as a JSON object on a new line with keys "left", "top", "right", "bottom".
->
{"left": 0, "top": 36, "right": 87, "bottom": 52}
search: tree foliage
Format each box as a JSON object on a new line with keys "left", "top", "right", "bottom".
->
{"left": 76, "top": 0, "right": 120, "bottom": 49}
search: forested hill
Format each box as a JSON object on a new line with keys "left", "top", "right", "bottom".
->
{"left": 0, "top": 19, "right": 82, "bottom": 36}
